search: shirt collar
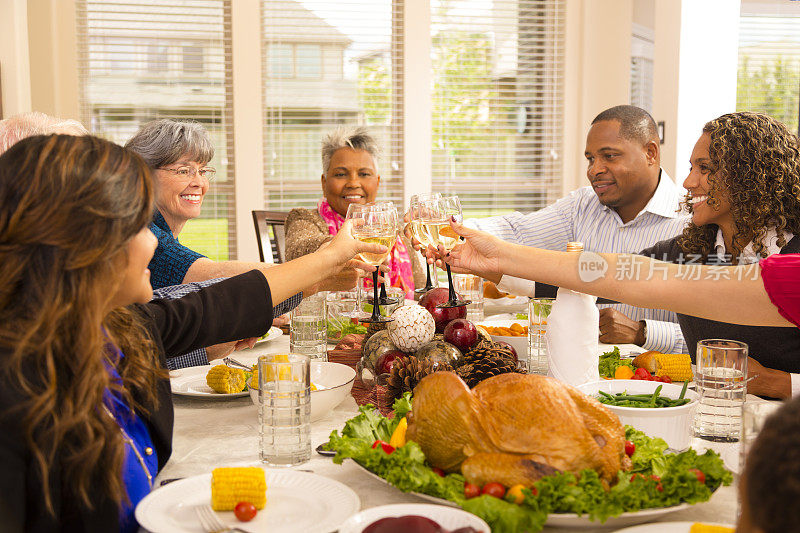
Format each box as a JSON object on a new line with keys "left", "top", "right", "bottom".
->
{"left": 714, "top": 227, "right": 793, "bottom": 262}
{"left": 152, "top": 210, "right": 170, "bottom": 233}
{"left": 641, "top": 169, "right": 684, "bottom": 219}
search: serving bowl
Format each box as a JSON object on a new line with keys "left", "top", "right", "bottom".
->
{"left": 577, "top": 379, "right": 700, "bottom": 450}
{"left": 477, "top": 318, "right": 528, "bottom": 361}
{"left": 249, "top": 361, "right": 355, "bottom": 421}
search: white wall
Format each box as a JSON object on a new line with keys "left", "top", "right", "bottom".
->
{"left": 653, "top": 0, "right": 741, "bottom": 182}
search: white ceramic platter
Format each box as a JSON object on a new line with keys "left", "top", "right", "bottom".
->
{"left": 136, "top": 468, "right": 360, "bottom": 533}
{"left": 612, "top": 520, "right": 734, "bottom": 532}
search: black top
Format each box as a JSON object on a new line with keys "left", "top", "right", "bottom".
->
{"left": 639, "top": 235, "right": 800, "bottom": 371}
{"left": 0, "top": 270, "right": 273, "bottom": 532}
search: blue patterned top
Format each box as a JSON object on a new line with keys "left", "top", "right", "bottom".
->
{"left": 148, "top": 210, "right": 205, "bottom": 289}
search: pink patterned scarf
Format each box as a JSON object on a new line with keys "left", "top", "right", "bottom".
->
{"left": 318, "top": 198, "right": 415, "bottom": 298}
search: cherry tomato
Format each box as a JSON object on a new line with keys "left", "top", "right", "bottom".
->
{"left": 624, "top": 440, "right": 636, "bottom": 457}
{"left": 656, "top": 483, "right": 664, "bottom": 492}
{"left": 653, "top": 376, "right": 663, "bottom": 382}
{"left": 432, "top": 467, "right": 446, "bottom": 477}
{"left": 689, "top": 468, "right": 706, "bottom": 484}
{"left": 234, "top": 501, "right": 257, "bottom": 522}
{"left": 481, "top": 482, "right": 506, "bottom": 499}
{"left": 660, "top": 375, "right": 672, "bottom": 384}
{"left": 634, "top": 367, "right": 651, "bottom": 380}
{"left": 630, "top": 473, "right": 644, "bottom": 482}
{"left": 464, "top": 482, "right": 481, "bottom": 499}
{"left": 371, "top": 440, "right": 395, "bottom": 454}
{"left": 650, "top": 475, "right": 661, "bottom": 482}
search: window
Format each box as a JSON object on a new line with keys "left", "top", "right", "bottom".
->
{"left": 431, "top": 0, "right": 566, "bottom": 217}
{"left": 182, "top": 44, "right": 205, "bottom": 75}
{"left": 77, "top": 0, "right": 236, "bottom": 261}
{"left": 296, "top": 44, "right": 322, "bottom": 78}
{"left": 737, "top": 2, "right": 800, "bottom": 133}
{"left": 268, "top": 44, "right": 294, "bottom": 78}
{"left": 261, "top": 0, "right": 403, "bottom": 211}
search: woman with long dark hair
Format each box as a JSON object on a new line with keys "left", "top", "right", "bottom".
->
{"left": 0, "top": 134, "right": 384, "bottom": 532}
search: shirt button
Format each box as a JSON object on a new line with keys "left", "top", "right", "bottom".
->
{"left": 145, "top": 447, "right": 154, "bottom": 456}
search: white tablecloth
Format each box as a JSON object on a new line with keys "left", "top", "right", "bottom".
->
{"left": 156, "top": 335, "right": 744, "bottom": 532}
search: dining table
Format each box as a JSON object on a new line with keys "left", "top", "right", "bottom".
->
{"left": 153, "top": 330, "right": 756, "bottom": 532}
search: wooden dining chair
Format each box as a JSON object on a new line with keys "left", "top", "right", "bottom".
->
{"left": 252, "top": 210, "right": 289, "bottom": 264}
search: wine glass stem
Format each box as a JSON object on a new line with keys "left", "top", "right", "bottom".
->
{"left": 380, "top": 282, "right": 388, "bottom": 300}
{"left": 371, "top": 269, "right": 381, "bottom": 321}
{"left": 446, "top": 263, "right": 458, "bottom": 303}
{"left": 355, "top": 271, "right": 363, "bottom": 312}
{"left": 424, "top": 262, "right": 433, "bottom": 290}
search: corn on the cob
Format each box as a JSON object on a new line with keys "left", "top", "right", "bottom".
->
{"left": 654, "top": 352, "right": 693, "bottom": 382}
{"left": 211, "top": 467, "right": 267, "bottom": 511}
{"left": 689, "top": 524, "right": 734, "bottom": 533}
{"left": 205, "top": 365, "right": 247, "bottom": 394}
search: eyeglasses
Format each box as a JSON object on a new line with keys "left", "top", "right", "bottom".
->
{"left": 157, "top": 166, "right": 217, "bottom": 181}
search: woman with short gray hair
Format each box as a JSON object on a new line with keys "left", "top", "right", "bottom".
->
{"left": 125, "top": 119, "right": 218, "bottom": 289}
{"left": 285, "top": 125, "right": 424, "bottom": 297}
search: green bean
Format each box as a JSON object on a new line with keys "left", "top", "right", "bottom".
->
{"left": 679, "top": 380, "right": 689, "bottom": 400}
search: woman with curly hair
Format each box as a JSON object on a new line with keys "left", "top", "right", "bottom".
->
{"left": 636, "top": 112, "right": 800, "bottom": 398}
{"left": 0, "top": 135, "right": 384, "bottom": 532}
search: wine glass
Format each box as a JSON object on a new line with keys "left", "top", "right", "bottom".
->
{"left": 375, "top": 202, "right": 400, "bottom": 307}
{"left": 420, "top": 195, "right": 470, "bottom": 309}
{"left": 345, "top": 203, "right": 371, "bottom": 320}
{"left": 410, "top": 193, "right": 441, "bottom": 295}
{"left": 347, "top": 202, "right": 398, "bottom": 323}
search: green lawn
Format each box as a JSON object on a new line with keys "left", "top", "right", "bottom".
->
{"left": 179, "top": 218, "right": 229, "bottom": 261}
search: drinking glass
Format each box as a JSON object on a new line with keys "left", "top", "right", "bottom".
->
{"left": 376, "top": 203, "right": 400, "bottom": 307}
{"left": 528, "top": 298, "right": 553, "bottom": 374}
{"left": 347, "top": 202, "right": 398, "bottom": 323}
{"left": 410, "top": 193, "right": 441, "bottom": 294}
{"left": 740, "top": 401, "right": 782, "bottom": 475}
{"left": 693, "top": 339, "right": 748, "bottom": 442}
{"left": 420, "top": 195, "right": 470, "bottom": 308}
{"left": 453, "top": 273, "right": 483, "bottom": 321}
{"left": 258, "top": 353, "right": 311, "bottom": 466}
{"left": 289, "top": 293, "right": 327, "bottom": 361}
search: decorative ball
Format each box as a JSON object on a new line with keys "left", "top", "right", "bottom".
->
{"left": 387, "top": 306, "right": 436, "bottom": 352}
{"left": 415, "top": 339, "right": 463, "bottom": 368}
{"left": 359, "top": 330, "right": 400, "bottom": 386}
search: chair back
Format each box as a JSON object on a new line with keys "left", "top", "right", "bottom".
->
{"left": 252, "top": 210, "right": 289, "bottom": 263}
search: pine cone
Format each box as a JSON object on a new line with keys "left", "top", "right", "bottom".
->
{"left": 456, "top": 356, "right": 517, "bottom": 388}
{"left": 386, "top": 355, "right": 452, "bottom": 403}
{"left": 461, "top": 340, "right": 515, "bottom": 367}
{"left": 364, "top": 321, "right": 387, "bottom": 344}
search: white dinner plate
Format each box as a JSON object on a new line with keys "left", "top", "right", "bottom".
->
{"left": 338, "top": 503, "right": 490, "bottom": 533}
{"left": 136, "top": 468, "right": 360, "bottom": 533}
{"left": 170, "top": 365, "right": 250, "bottom": 398}
{"left": 255, "top": 326, "right": 283, "bottom": 345}
{"left": 350, "top": 460, "right": 691, "bottom": 528}
{"left": 612, "top": 521, "right": 734, "bottom": 532}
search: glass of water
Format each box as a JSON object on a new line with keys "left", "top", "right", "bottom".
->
{"left": 528, "top": 298, "right": 553, "bottom": 374}
{"left": 290, "top": 293, "right": 327, "bottom": 361}
{"left": 740, "top": 401, "right": 782, "bottom": 474}
{"left": 258, "top": 353, "right": 311, "bottom": 466}
{"left": 453, "top": 274, "right": 484, "bottom": 322}
{"left": 693, "top": 339, "right": 748, "bottom": 442}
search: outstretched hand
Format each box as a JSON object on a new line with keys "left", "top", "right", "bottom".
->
{"left": 435, "top": 220, "right": 504, "bottom": 277}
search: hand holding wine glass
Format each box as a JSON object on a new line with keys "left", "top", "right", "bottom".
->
{"left": 420, "top": 195, "right": 470, "bottom": 308}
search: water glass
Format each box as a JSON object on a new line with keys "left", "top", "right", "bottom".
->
{"left": 258, "top": 354, "right": 311, "bottom": 466}
{"left": 740, "top": 401, "right": 782, "bottom": 474}
{"left": 528, "top": 298, "right": 553, "bottom": 374}
{"left": 327, "top": 290, "right": 359, "bottom": 318}
{"left": 290, "top": 293, "right": 327, "bottom": 361}
{"left": 363, "top": 286, "right": 404, "bottom": 317}
{"left": 453, "top": 274, "right": 484, "bottom": 322}
{"left": 693, "top": 339, "right": 748, "bottom": 442}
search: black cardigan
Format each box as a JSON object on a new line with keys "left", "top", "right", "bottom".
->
{"left": 0, "top": 270, "right": 273, "bottom": 532}
{"left": 639, "top": 235, "right": 800, "bottom": 371}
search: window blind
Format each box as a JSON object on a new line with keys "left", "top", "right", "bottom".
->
{"left": 430, "top": 0, "right": 566, "bottom": 218}
{"left": 76, "top": 0, "right": 236, "bottom": 261}
{"left": 261, "top": 0, "right": 403, "bottom": 212}
{"left": 737, "top": 4, "right": 800, "bottom": 133}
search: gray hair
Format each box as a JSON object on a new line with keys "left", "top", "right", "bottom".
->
{"left": 124, "top": 119, "right": 214, "bottom": 169}
{"left": 0, "top": 112, "right": 88, "bottom": 155}
{"left": 321, "top": 126, "right": 380, "bottom": 174}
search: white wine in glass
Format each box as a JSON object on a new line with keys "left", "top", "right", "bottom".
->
{"left": 410, "top": 192, "right": 441, "bottom": 294}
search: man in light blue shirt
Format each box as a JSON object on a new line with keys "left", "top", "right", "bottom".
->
{"left": 466, "top": 105, "right": 690, "bottom": 353}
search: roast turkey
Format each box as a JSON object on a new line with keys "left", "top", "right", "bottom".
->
{"left": 405, "top": 372, "right": 630, "bottom": 487}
